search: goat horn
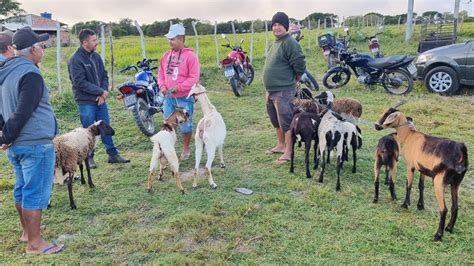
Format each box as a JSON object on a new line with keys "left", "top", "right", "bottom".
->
{"left": 392, "top": 99, "right": 407, "bottom": 109}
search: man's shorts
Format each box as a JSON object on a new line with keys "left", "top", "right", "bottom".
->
{"left": 266, "top": 88, "right": 295, "bottom": 132}
{"left": 7, "top": 143, "right": 55, "bottom": 210}
{"left": 163, "top": 96, "right": 194, "bottom": 133}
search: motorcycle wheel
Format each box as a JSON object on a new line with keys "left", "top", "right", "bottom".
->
{"left": 244, "top": 64, "right": 255, "bottom": 86}
{"left": 382, "top": 68, "right": 413, "bottom": 95}
{"left": 301, "top": 69, "right": 319, "bottom": 91}
{"left": 230, "top": 77, "right": 243, "bottom": 97}
{"left": 295, "top": 87, "right": 313, "bottom": 100}
{"left": 132, "top": 97, "right": 156, "bottom": 136}
{"left": 322, "top": 68, "right": 351, "bottom": 89}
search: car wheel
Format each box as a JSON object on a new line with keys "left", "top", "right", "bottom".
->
{"left": 424, "top": 66, "right": 459, "bottom": 95}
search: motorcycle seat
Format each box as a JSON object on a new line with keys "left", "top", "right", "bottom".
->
{"left": 368, "top": 55, "right": 406, "bottom": 68}
{"left": 122, "top": 80, "right": 148, "bottom": 88}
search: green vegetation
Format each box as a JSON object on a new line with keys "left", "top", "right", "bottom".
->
{"left": 0, "top": 24, "right": 473, "bottom": 263}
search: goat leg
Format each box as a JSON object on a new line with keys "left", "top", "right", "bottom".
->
{"left": 147, "top": 171, "right": 155, "bottom": 193}
{"left": 373, "top": 160, "right": 381, "bottom": 203}
{"left": 336, "top": 156, "right": 342, "bottom": 191}
{"left": 290, "top": 138, "right": 295, "bottom": 174}
{"left": 173, "top": 170, "right": 185, "bottom": 194}
{"left": 313, "top": 137, "right": 318, "bottom": 170}
{"left": 67, "top": 174, "right": 77, "bottom": 209}
{"left": 205, "top": 144, "right": 218, "bottom": 189}
{"left": 85, "top": 158, "right": 95, "bottom": 189}
{"left": 304, "top": 140, "right": 311, "bottom": 178}
{"left": 384, "top": 165, "right": 390, "bottom": 185}
{"left": 401, "top": 168, "right": 414, "bottom": 208}
{"left": 433, "top": 174, "right": 447, "bottom": 241}
{"left": 79, "top": 163, "right": 85, "bottom": 184}
{"left": 445, "top": 183, "right": 460, "bottom": 233}
{"left": 318, "top": 150, "right": 326, "bottom": 183}
{"left": 218, "top": 144, "right": 225, "bottom": 168}
{"left": 351, "top": 144, "right": 357, "bottom": 173}
{"left": 389, "top": 162, "right": 397, "bottom": 200}
{"left": 417, "top": 173, "right": 425, "bottom": 210}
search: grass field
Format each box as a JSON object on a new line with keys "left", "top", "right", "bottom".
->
{"left": 0, "top": 24, "right": 473, "bottom": 263}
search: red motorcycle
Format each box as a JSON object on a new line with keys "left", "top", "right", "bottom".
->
{"left": 220, "top": 34, "right": 255, "bottom": 97}
{"left": 366, "top": 30, "right": 383, "bottom": 58}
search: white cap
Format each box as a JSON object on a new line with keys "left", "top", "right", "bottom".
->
{"left": 165, "top": 24, "right": 185, "bottom": 39}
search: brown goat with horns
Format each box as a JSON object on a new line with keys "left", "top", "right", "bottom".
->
{"left": 375, "top": 105, "right": 468, "bottom": 241}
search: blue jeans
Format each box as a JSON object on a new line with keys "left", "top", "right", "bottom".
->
{"left": 7, "top": 144, "right": 55, "bottom": 210}
{"left": 78, "top": 103, "right": 118, "bottom": 156}
{"left": 163, "top": 96, "right": 194, "bottom": 133}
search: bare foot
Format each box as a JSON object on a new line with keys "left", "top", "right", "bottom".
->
{"left": 180, "top": 150, "right": 190, "bottom": 161}
{"left": 26, "top": 240, "right": 65, "bottom": 254}
{"left": 265, "top": 146, "right": 285, "bottom": 154}
{"left": 275, "top": 154, "right": 291, "bottom": 164}
{"left": 19, "top": 232, "right": 28, "bottom": 243}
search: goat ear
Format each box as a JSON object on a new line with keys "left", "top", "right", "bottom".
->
{"left": 382, "top": 112, "right": 400, "bottom": 126}
{"left": 406, "top": 116, "right": 414, "bottom": 123}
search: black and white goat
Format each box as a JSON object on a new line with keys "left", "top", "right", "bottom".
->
{"left": 289, "top": 111, "right": 320, "bottom": 179}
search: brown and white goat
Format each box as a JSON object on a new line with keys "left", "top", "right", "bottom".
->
{"left": 375, "top": 108, "right": 468, "bottom": 241}
{"left": 373, "top": 133, "right": 399, "bottom": 203}
{"left": 314, "top": 91, "right": 363, "bottom": 124}
{"left": 53, "top": 120, "right": 115, "bottom": 209}
{"left": 147, "top": 108, "right": 189, "bottom": 193}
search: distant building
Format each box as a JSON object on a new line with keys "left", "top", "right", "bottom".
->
{"left": 1, "top": 13, "right": 70, "bottom": 47}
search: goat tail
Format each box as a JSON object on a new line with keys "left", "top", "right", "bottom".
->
{"left": 455, "top": 143, "right": 468, "bottom": 174}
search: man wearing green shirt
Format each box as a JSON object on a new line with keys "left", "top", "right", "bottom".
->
{"left": 263, "top": 12, "right": 306, "bottom": 164}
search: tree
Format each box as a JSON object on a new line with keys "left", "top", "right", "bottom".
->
{"left": 0, "top": 0, "right": 24, "bottom": 23}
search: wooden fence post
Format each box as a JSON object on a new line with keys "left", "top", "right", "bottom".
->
{"left": 214, "top": 21, "right": 219, "bottom": 66}
{"left": 108, "top": 23, "right": 114, "bottom": 91}
{"left": 307, "top": 19, "right": 311, "bottom": 51}
{"left": 134, "top": 20, "right": 146, "bottom": 58}
{"left": 100, "top": 23, "right": 105, "bottom": 63}
{"left": 250, "top": 20, "right": 254, "bottom": 64}
{"left": 56, "top": 21, "right": 61, "bottom": 93}
{"left": 265, "top": 20, "right": 269, "bottom": 56}
{"left": 192, "top": 21, "right": 199, "bottom": 58}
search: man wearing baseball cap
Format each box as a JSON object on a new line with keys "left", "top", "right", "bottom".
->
{"left": 0, "top": 30, "right": 14, "bottom": 62}
{"left": 262, "top": 12, "right": 306, "bottom": 164}
{"left": 0, "top": 26, "right": 64, "bottom": 254}
{"left": 158, "top": 23, "right": 200, "bottom": 161}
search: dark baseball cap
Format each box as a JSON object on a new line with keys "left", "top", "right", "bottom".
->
{"left": 12, "top": 26, "right": 49, "bottom": 50}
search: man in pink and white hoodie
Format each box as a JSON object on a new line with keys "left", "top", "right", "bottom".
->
{"left": 158, "top": 23, "right": 200, "bottom": 160}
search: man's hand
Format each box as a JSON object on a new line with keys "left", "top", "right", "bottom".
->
{"left": 101, "top": 90, "right": 109, "bottom": 99}
{"left": 1, "top": 144, "right": 8, "bottom": 150}
{"left": 96, "top": 96, "right": 105, "bottom": 106}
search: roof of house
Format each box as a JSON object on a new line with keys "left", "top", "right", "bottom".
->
{"left": 1, "top": 14, "right": 67, "bottom": 32}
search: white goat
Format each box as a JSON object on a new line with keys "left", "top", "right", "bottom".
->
{"left": 187, "top": 84, "right": 226, "bottom": 189}
{"left": 147, "top": 108, "right": 189, "bottom": 193}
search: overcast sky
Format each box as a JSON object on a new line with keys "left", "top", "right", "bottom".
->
{"left": 17, "top": 0, "right": 474, "bottom": 25}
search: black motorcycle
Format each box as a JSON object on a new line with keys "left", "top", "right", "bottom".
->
{"left": 117, "top": 58, "right": 164, "bottom": 136}
{"left": 322, "top": 48, "right": 417, "bottom": 95}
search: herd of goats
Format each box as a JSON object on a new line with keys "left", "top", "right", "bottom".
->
{"left": 51, "top": 85, "right": 468, "bottom": 242}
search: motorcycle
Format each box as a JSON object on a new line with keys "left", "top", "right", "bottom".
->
{"left": 322, "top": 48, "right": 417, "bottom": 95}
{"left": 318, "top": 28, "right": 350, "bottom": 68}
{"left": 117, "top": 58, "right": 164, "bottom": 136}
{"left": 289, "top": 23, "right": 320, "bottom": 99}
{"left": 366, "top": 32, "right": 383, "bottom": 58}
{"left": 220, "top": 34, "right": 255, "bottom": 97}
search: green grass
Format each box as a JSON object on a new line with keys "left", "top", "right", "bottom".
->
{"left": 0, "top": 24, "right": 473, "bottom": 263}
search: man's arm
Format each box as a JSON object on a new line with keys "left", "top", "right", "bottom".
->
{"left": 98, "top": 55, "right": 109, "bottom": 90}
{"left": 287, "top": 40, "right": 306, "bottom": 75}
{"left": 0, "top": 73, "right": 43, "bottom": 145}
{"left": 68, "top": 57, "right": 105, "bottom": 96}
{"left": 177, "top": 54, "right": 200, "bottom": 93}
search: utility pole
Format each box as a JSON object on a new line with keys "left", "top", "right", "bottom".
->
{"left": 405, "top": 0, "right": 414, "bottom": 41}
